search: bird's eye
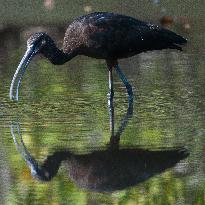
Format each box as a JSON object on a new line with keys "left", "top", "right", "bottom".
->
{"left": 42, "top": 40, "right": 46, "bottom": 46}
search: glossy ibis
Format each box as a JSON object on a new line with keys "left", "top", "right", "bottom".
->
{"left": 9, "top": 12, "right": 187, "bottom": 101}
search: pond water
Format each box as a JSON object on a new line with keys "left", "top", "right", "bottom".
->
{"left": 0, "top": 2, "right": 205, "bottom": 205}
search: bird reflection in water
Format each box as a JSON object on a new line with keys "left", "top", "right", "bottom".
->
{"left": 11, "top": 101, "right": 188, "bottom": 192}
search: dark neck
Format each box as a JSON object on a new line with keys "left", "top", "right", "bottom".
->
{"left": 30, "top": 151, "right": 72, "bottom": 181}
{"left": 41, "top": 42, "right": 77, "bottom": 65}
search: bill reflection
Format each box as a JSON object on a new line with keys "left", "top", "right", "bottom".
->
{"left": 11, "top": 101, "right": 188, "bottom": 192}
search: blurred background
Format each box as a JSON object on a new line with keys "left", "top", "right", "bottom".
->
{"left": 1, "top": 0, "right": 203, "bottom": 52}
{"left": 0, "top": 1, "right": 205, "bottom": 205}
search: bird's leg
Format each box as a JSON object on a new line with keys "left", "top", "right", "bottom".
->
{"left": 114, "top": 64, "right": 133, "bottom": 102}
{"left": 107, "top": 68, "right": 114, "bottom": 136}
{"left": 107, "top": 68, "right": 114, "bottom": 101}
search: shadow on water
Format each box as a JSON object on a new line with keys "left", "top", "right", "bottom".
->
{"left": 10, "top": 100, "right": 189, "bottom": 192}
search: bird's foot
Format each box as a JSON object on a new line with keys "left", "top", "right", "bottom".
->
{"left": 106, "top": 137, "right": 120, "bottom": 148}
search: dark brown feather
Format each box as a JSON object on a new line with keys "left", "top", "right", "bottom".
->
{"left": 63, "top": 12, "right": 187, "bottom": 60}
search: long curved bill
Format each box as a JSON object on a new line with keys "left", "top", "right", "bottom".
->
{"left": 9, "top": 45, "right": 36, "bottom": 101}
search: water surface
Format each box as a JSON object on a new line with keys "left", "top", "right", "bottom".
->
{"left": 0, "top": 2, "right": 205, "bottom": 205}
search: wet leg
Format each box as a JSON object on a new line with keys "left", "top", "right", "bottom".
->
{"left": 107, "top": 68, "right": 114, "bottom": 136}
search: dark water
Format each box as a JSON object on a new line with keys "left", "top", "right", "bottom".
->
{"left": 0, "top": 2, "right": 205, "bottom": 205}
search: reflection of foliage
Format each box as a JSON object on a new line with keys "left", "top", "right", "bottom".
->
{"left": 1, "top": 50, "right": 204, "bottom": 204}
{"left": 0, "top": 8, "right": 205, "bottom": 203}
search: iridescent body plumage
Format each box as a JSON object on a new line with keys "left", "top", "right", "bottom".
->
{"left": 9, "top": 12, "right": 187, "bottom": 101}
